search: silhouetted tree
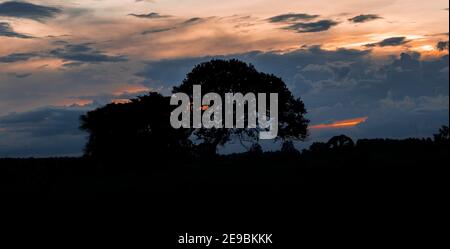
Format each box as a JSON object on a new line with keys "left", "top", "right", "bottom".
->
{"left": 326, "top": 135, "right": 354, "bottom": 150}
{"left": 280, "top": 140, "right": 300, "bottom": 155}
{"left": 80, "top": 92, "right": 191, "bottom": 160}
{"left": 309, "top": 142, "right": 328, "bottom": 153}
{"left": 248, "top": 143, "right": 263, "bottom": 155}
{"left": 173, "top": 59, "right": 309, "bottom": 155}
{"left": 434, "top": 125, "right": 449, "bottom": 144}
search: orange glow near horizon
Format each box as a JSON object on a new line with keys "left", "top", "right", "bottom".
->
{"left": 310, "top": 117, "right": 368, "bottom": 130}
{"left": 57, "top": 99, "right": 93, "bottom": 107}
{"left": 113, "top": 85, "right": 152, "bottom": 96}
{"left": 112, "top": 98, "right": 132, "bottom": 104}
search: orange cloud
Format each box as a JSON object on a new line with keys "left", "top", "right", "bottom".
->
{"left": 310, "top": 116, "right": 368, "bottom": 130}
{"left": 56, "top": 98, "right": 93, "bottom": 107}
{"left": 112, "top": 98, "right": 131, "bottom": 104}
{"left": 113, "top": 85, "right": 151, "bottom": 96}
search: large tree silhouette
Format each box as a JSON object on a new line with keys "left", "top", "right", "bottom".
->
{"left": 174, "top": 59, "right": 309, "bottom": 154}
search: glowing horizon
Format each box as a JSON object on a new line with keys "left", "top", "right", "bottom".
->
{"left": 310, "top": 117, "right": 369, "bottom": 130}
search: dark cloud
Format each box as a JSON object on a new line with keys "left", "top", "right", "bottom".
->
{"left": 437, "top": 41, "right": 449, "bottom": 51}
{"left": 268, "top": 13, "right": 319, "bottom": 23}
{"left": 283, "top": 20, "right": 338, "bottom": 33}
{"left": 0, "top": 107, "right": 87, "bottom": 157}
{"left": 48, "top": 43, "right": 128, "bottom": 63}
{"left": 141, "top": 27, "right": 176, "bottom": 35}
{"left": 9, "top": 73, "right": 32, "bottom": 78}
{"left": 0, "top": 52, "right": 38, "bottom": 63}
{"left": 140, "top": 17, "right": 209, "bottom": 35}
{"left": 348, "top": 14, "right": 382, "bottom": 23}
{"left": 61, "top": 61, "right": 85, "bottom": 68}
{"left": 129, "top": 12, "right": 170, "bottom": 19}
{"left": 136, "top": 46, "right": 371, "bottom": 90}
{"left": 49, "top": 43, "right": 128, "bottom": 63}
{"left": 0, "top": 43, "right": 128, "bottom": 64}
{"left": 183, "top": 17, "right": 204, "bottom": 25}
{"left": 365, "top": 37, "right": 410, "bottom": 47}
{"left": 0, "top": 108, "right": 82, "bottom": 136}
{"left": 0, "top": 22, "right": 33, "bottom": 39}
{"left": 0, "top": 1, "right": 61, "bottom": 20}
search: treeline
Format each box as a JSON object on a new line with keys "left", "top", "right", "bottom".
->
{"left": 0, "top": 128, "right": 448, "bottom": 196}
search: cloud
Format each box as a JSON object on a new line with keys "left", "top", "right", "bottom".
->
{"left": 365, "top": 37, "right": 410, "bottom": 47}
{"left": 49, "top": 43, "right": 128, "bottom": 63}
{"left": 9, "top": 72, "right": 32, "bottom": 78}
{"left": 0, "top": 107, "right": 87, "bottom": 157}
{"left": 268, "top": 13, "right": 319, "bottom": 23}
{"left": 183, "top": 17, "right": 205, "bottom": 25}
{"left": 141, "top": 27, "right": 176, "bottom": 35}
{"left": 128, "top": 12, "right": 170, "bottom": 19}
{"left": 0, "top": 52, "right": 38, "bottom": 63}
{"left": 140, "top": 16, "right": 212, "bottom": 35}
{"left": 0, "top": 43, "right": 128, "bottom": 64}
{"left": 348, "top": 14, "right": 382, "bottom": 23}
{"left": 379, "top": 94, "right": 449, "bottom": 113}
{"left": 310, "top": 117, "right": 368, "bottom": 129}
{"left": 61, "top": 61, "right": 85, "bottom": 68}
{"left": 0, "top": 1, "right": 61, "bottom": 20}
{"left": 283, "top": 20, "right": 338, "bottom": 33}
{"left": 0, "top": 22, "right": 33, "bottom": 39}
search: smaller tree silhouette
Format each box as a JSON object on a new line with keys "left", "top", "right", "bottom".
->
{"left": 434, "top": 125, "right": 449, "bottom": 144}
{"left": 326, "top": 135, "right": 354, "bottom": 150}
{"left": 309, "top": 142, "right": 328, "bottom": 153}
{"left": 80, "top": 92, "right": 191, "bottom": 160}
{"left": 248, "top": 143, "right": 263, "bottom": 155}
{"left": 280, "top": 140, "right": 300, "bottom": 155}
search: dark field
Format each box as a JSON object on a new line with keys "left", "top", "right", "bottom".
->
{"left": 1, "top": 137, "right": 446, "bottom": 249}
{"left": 1, "top": 138, "right": 447, "bottom": 199}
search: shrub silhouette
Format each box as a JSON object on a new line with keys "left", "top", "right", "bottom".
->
{"left": 173, "top": 59, "right": 309, "bottom": 155}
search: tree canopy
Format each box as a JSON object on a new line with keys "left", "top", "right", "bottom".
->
{"left": 173, "top": 59, "right": 309, "bottom": 153}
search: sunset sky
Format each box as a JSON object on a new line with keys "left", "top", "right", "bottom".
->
{"left": 0, "top": 0, "right": 448, "bottom": 156}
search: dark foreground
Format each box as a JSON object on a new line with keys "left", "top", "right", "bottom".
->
{"left": 1, "top": 138, "right": 447, "bottom": 198}
{"left": 1, "top": 139, "right": 447, "bottom": 248}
